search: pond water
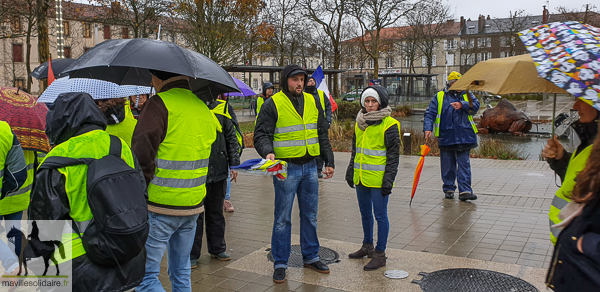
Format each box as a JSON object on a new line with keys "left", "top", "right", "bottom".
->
{"left": 396, "top": 114, "right": 580, "bottom": 161}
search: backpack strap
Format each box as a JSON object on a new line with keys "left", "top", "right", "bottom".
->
{"left": 108, "top": 135, "right": 122, "bottom": 158}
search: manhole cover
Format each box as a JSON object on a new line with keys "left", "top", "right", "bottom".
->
{"left": 267, "top": 245, "right": 339, "bottom": 267}
{"left": 385, "top": 270, "right": 409, "bottom": 279}
{"left": 411, "top": 268, "right": 539, "bottom": 292}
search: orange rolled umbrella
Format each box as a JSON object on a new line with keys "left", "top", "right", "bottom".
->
{"left": 410, "top": 144, "right": 431, "bottom": 206}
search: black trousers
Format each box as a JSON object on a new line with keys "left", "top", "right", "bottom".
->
{"left": 190, "top": 180, "right": 227, "bottom": 259}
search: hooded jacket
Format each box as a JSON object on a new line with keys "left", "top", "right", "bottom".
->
{"left": 305, "top": 77, "right": 332, "bottom": 126}
{"left": 423, "top": 89, "right": 480, "bottom": 148}
{"left": 206, "top": 100, "right": 241, "bottom": 184}
{"left": 345, "top": 86, "right": 400, "bottom": 196}
{"left": 29, "top": 92, "right": 146, "bottom": 292}
{"left": 262, "top": 82, "right": 274, "bottom": 98}
{"left": 254, "top": 65, "right": 334, "bottom": 167}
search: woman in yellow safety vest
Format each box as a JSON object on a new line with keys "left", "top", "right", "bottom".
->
{"left": 543, "top": 97, "right": 599, "bottom": 244}
{"left": 345, "top": 85, "right": 400, "bottom": 271}
{"left": 96, "top": 98, "right": 138, "bottom": 147}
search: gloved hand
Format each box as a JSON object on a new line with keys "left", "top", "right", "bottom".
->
{"left": 382, "top": 187, "right": 392, "bottom": 196}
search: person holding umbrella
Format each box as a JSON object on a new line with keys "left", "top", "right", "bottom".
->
{"left": 345, "top": 85, "right": 400, "bottom": 271}
{"left": 254, "top": 65, "right": 334, "bottom": 283}
{"left": 423, "top": 71, "right": 480, "bottom": 201}
{"left": 132, "top": 70, "right": 221, "bottom": 291}
{"left": 544, "top": 97, "right": 599, "bottom": 244}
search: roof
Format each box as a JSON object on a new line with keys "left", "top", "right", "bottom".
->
{"left": 459, "top": 15, "right": 545, "bottom": 36}
{"left": 223, "top": 65, "right": 345, "bottom": 75}
{"left": 343, "top": 21, "right": 462, "bottom": 43}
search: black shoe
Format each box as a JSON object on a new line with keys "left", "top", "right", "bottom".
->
{"left": 459, "top": 192, "right": 477, "bottom": 201}
{"left": 318, "top": 172, "right": 324, "bottom": 179}
{"left": 444, "top": 192, "right": 454, "bottom": 199}
{"left": 304, "top": 261, "right": 330, "bottom": 274}
{"left": 273, "top": 268, "right": 286, "bottom": 283}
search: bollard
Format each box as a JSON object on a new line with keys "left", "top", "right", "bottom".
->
{"left": 403, "top": 133, "right": 411, "bottom": 155}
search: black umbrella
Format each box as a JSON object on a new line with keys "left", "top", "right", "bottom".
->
{"left": 62, "top": 38, "right": 240, "bottom": 97}
{"left": 30, "top": 58, "right": 76, "bottom": 79}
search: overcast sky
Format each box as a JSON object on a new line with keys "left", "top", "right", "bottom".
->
{"left": 446, "top": 0, "right": 594, "bottom": 20}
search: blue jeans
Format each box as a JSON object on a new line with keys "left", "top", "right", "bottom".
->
{"left": 225, "top": 170, "right": 231, "bottom": 201}
{"left": 271, "top": 160, "right": 320, "bottom": 269}
{"left": 440, "top": 148, "right": 473, "bottom": 194}
{"left": 0, "top": 211, "right": 23, "bottom": 259}
{"left": 356, "top": 185, "right": 389, "bottom": 251}
{"left": 138, "top": 212, "right": 199, "bottom": 292}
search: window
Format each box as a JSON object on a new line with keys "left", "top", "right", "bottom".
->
{"left": 461, "top": 39, "right": 474, "bottom": 49}
{"left": 83, "top": 23, "right": 91, "bottom": 38}
{"left": 478, "top": 37, "right": 491, "bottom": 48}
{"left": 444, "top": 39, "right": 456, "bottom": 50}
{"left": 64, "top": 47, "right": 72, "bottom": 58}
{"left": 347, "top": 61, "right": 353, "bottom": 69}
{"left": 369, "top": 59, "right": 374, "bottom": 69}
{"left": 253, "top": 79, "right": 258, "bottom": 89}
{"left": 122, "top": 27, "right": 128, "bottom": 39}
{"left": 84, "top": 47, "right": 91, "bottom": 53}
{"left": 431, "top": 55, "right": 437, "bottom": 67}
{"left": 446, "top": 53, "right": 454, "bottom": 66}
{"left": 104, "top": 25, "right": 111, "bottom": 39}
{"left": 12, "top": 16, "right": 21, "bottom": 33}
{"left": 477, "top": 52, "right": 492, "bottom": 62}
{"left": 309, "top": 60, "right": 313, "bottom": 68}
{"left": 271, "top": 59, "right": 276, "bottom": 66}
{"left": 461, "top": 54, "right": 475, "bottom": 65}
{"left": 14, "top": 79, "right": 25, "bottom": 88}
{"left": 12, "top": 44, "right": 23, "bottom": 62}
{"left": 404, "top": 56, "right": 410, "bottom": 68}
{"left": 421, "top": 56, "right": 426, "bottom": 67}
{"left": 386, "top": 57, "right": 393, "bottom": 68}
{"left": 63, "top": 21, "right": 70, "bottom": 37}
{"left": 359, "top": 61, "right": 364, "bottom": 69}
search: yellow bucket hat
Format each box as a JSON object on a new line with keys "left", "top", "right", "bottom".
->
{"left": 448, "top": 71, "right": 462, "bottom": 81}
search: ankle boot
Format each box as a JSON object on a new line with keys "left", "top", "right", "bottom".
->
{"left": 349, "top": 243, "right": 374, "bottom": 259}
{"left": 363, "top": 250, "right": 386, "bottom": 271}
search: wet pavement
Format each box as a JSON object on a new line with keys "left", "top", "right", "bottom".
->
{"left": 157, "top": 149, "right": 557, "bottom": 291}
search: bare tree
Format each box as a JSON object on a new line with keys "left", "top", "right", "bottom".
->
{"left": 555, "top": 4, "right": 600, "bottom": 27}
{"left": 303, "top": 0, "right": 352, "bottom": 97}
{"left": 267, "top": 0, "right": 300, "bottom": 66}
{"left": 406, "top": 0, "right": 453, "bottom": 74}
{"left": 93, "top": 0, "right": 171, "bottom": 39}
{"left": 35, "top": 0, "right": 51, "bottom": 91}
{"left": 490, "top": 10, "right": 533, "bottom": 56}
{"left": 349, "top": 0, "right": 415, "bottom": 79}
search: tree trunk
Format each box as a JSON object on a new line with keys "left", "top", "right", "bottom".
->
{"left": 36, "top": 0, "right": 49, "bottom": 92}
{"left": 26, "top": 21, "right": 33, "bottom": 91}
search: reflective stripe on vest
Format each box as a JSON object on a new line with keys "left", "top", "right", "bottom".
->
{"left": 42, "top": 130, "right": 136, "bottom": 261}
{"left": 433, "top": 91, "right": 478, "bottom": 137}
{"left": 548, "top": 144, "right": 593, "bottom": 245}
{"left": 271, "top": 92, "right": 320, "bottom": 159}
{"left": 148, "top": 88, "right": 220, "bottom": 209}
{"left": 353, "top": 116, "right": 401, "bottom": 188}
{"left": 0, "top": 121, "right": 14, "bottom": 194}
{"left": 0, "top": 151, "right": 35, "bottom": 215}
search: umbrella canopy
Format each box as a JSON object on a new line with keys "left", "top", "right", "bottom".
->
{"left": 225, "top": 77, "right": 257, "bottom": 97}
{"left": 519, "top": 21, "right": 600, "bottom": 110}
{"left": 30, "top": 58, "right": 75, "bottom": 80}
{"left": 410, "top": 144, "right": 431, "bottom": 206}
{"left": 62, "top": 38, "right": 240, "bottom": 98}
{"left": 38, "top": 76, "right": 152, "bottom": 104}
{"left": 0, "top": 87, "right": 50, "bottom": 153}
{"left": 450, "top": 54, "right": 568, "bottom": 95}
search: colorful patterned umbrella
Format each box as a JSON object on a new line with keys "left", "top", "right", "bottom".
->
{"left": 518, "top": 21, "right": 600, "bottom": 110}
{"left": 410, "top": 144, "right": 431, "bottom": 206}
{"left": 0, "top": 87, "right": 50, "bottom": 153}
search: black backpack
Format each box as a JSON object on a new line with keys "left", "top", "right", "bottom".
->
{"left": 39, "top": 135, "right": 149, "bottom": 266}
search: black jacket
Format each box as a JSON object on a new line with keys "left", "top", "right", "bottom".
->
{"left": 549, "top": 117, "right": 599, "bottom": 181}
{"left": 29, "top": 92, "right": 146, "bottom": 292}
{"left": 254, "top": 65, "right": 334, "bottom": 168}
{"left": 305, "top": 85, "right": 333, "bottom": 126}
{"left": 345, "top": 86, "right": 400, "bottom": 196}
{"left": 206, "top": 101, "right": 241, "bottom": 184}
{"left": 547, "top": 194, "right": 600, "bottom": 291}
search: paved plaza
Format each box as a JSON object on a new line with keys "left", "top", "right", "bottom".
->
{"left": 160, "top": 149, "right": 557, "bottom": 291}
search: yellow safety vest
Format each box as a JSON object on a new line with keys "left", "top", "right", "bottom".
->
{"left": 434, "top": 91, "right": 478, "bottom": 137}
{"left": 257, "top": 96, "right": 266, "bottom": 116}
{"left": 41, "top": 130, "right": 136, "bottom": 263}
{"left": 105, "top": 106, "right": 138, "bottom": 147}
{"left": 0, "top": 121, "right": 16, "bottom": 209}
{"left": 147, "top": 88, "right": 221, "bottom": 210}
{"left": 548, "top": 144, "right": 593, "bottom": 245}
{"left": 272, "top": 91, "right": 320, "bottom": 159}
{"left": 212, "top": 100, "right": 243, "bottom": 151}
{"left": 353, "top": 116, "right": 400, "bottom": 188}
{"left": 0, "top": 150, "right": 35, "bottom": 215}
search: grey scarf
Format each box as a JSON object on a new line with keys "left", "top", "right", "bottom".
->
{"left": 356, "top": 106, "right": 392, "bottom": 131}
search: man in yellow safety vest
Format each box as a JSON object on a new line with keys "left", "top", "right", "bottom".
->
{"left": 254, "top": 65, "right": 335, "bottom": 283}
